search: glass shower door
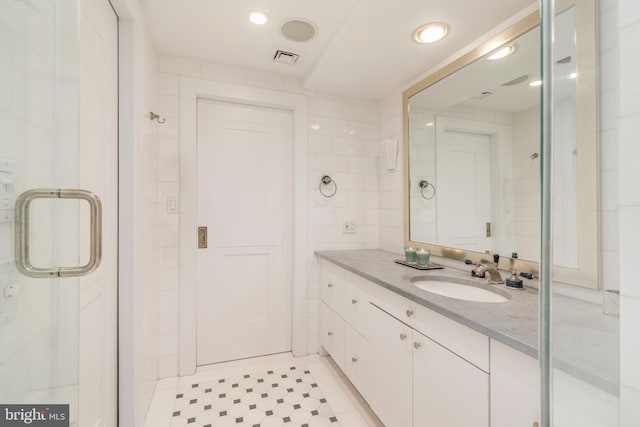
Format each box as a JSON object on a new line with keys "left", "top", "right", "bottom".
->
{"left": 0, "top": 0, "right": 114, "bottom": 425}
{"left": 542, "top": 0, "right": 622, "bottom": 426}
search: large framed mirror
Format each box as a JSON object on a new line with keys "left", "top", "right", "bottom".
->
{"left": 403, "top": 1, "right": 598, "bottom": 288}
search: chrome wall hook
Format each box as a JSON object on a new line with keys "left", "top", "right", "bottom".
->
{"left": 149, "top": 112, "right": 166, "bottom": 124}
{"left": 319, "top": 175, "right": 338, "bottom": 198}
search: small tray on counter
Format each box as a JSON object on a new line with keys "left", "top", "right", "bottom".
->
{"left": 394, "top": 259, "right": 444, "bottom": 270}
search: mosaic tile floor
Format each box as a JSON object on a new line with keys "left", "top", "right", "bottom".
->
{"left": 171, "top": 365, "right": 338, "bottom": 426}
{"left": 145, "top": 353, "right": 383, "bottom": 427}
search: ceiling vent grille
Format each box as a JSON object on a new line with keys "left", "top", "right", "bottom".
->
{"left": 273, "top": 50, "right": 300, "bottom": 65}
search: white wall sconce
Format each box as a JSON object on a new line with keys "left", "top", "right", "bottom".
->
{"left": 382, "top": 138, "right": 399, "bottom": 170}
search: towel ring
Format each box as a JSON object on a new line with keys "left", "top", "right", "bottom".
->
{"left": 319, "top": 175, "right": 338, "bottom": 198}
{"left": 419, "top": 180, "right": 436, "bottom": 200}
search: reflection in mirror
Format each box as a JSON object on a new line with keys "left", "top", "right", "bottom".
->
{"left": 408, "top": 21, "right": 543, "bottom": 260}
{"left": 404, "top": 3, "right": 598, "bottom": 288}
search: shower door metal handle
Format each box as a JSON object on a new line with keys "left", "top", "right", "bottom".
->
{"left": 15, "top": 189, "right": 102, "bottom": 278}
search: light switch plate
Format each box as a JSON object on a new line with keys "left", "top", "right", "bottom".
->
{"left": 167, "top": 196, "right": 178, "bottom": 214}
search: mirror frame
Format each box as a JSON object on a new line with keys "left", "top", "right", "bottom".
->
{"left": 402, "top": 2, "right": 599, "bottom": 288}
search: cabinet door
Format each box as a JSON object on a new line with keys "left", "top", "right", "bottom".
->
{"left": 343, "top": 279, "right": 371, "bottom": 339}
{"left": 319, "top": 302, "right": 345, "bottom": 369}
{"left": 413, "top": 330, "right": 489, "bottom": 427}
{"left": 368, "top": 303, "right": 413, "bottom": 427}
{"left": 490, "top": 340, "right": 539, "bottom": 427}
{"left": 344, "top": 323, "right": 371, "bottom": 401}
{"left": 319, "top": 261, "right": 345, "bottom": 316}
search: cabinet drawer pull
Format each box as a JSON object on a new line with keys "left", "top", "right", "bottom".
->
{"left": 406, "top": 309, "right": 414, "bottom": 317}
{"left": 351, "top": 299, "right": 358, "bottom": 304}
{"left": 400, "top": 333, "right": 407, "bottom": 341}
{"left": 327, "top": 283, "right": 333, "bottom": 288}
{"left": 327, "top": 331, "right": 333, "bottom": 336}
{"left": 351, "top": 357, "right": 358, "bottom": 363}
{"left": 413, "top": 341, "right": 422, "bottom": 350}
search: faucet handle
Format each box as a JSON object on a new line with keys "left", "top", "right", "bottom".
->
{"left": 471, "top": 264, "right": 486, "bottom": 278}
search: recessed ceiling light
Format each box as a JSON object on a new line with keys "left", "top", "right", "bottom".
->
{"left": 529, "top": 80, "right": 543, "bottom": 87}
{"left": 413, "top": 23, "right": 449, "bottom": 44}
{"left": 487, "top": 44, "right": 516, "bottom": 60}
{"left": 569, "top": 72, "right": 577, "bottom": 79}
{"left": 249, "top": 11, "right": 269, "bottom": 25}
{"left": 425, "top": 122, "right": 434, "bottom": 127}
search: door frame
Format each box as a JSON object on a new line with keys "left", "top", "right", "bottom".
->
{"left": 179, "top": 78, "right": 308, "bottom": 376}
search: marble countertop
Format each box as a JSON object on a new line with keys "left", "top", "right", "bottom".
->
{"left": 315, "top": 249, "right": 619, "bottom": 395}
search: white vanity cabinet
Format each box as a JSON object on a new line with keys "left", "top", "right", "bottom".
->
{"left": 318, "top": 260, "right": 373, "bottom": 392}
{"left": 319, "top": 259, "right": 546, "bottom": 427}
{"left": 318, "top": 260, "right": 347, "bottom": 369}
{"left": 367, "top": 302, "right": 489, "bottom": 427}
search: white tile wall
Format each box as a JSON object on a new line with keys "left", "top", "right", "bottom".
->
{"left": 137, "top": 22, "right": 162, "bottom": 427}
{"left": 511, "top": 106, "right": 540, "bottom": 261}
{"left": 112, "top": 0, "right": 162, "bottom": 424}
{"left": 618, "top": 0, "right": 640, "bottom": 423}
{"left": 156, "top": 55, "right": 380, "bottom": 375}
{"left": 378, "top": 94, "right": 405, "bottom": 254}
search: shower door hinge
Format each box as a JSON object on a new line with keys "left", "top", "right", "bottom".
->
{"left": 486, "top": 222, "right": 492, "bottom": 238}
{"left": 198, "top": 226, "right": 207, "bottom": 248}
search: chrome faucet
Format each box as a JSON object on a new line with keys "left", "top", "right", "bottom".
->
{"left": 471, "top": 259, "right": 504, "bottom": 284}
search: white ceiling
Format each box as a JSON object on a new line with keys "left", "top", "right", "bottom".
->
{"left": 141, "top": 0, "right": 535, "bottom": 101}
{"left": 411, "top": 25, "right": 541, "bottom": 113}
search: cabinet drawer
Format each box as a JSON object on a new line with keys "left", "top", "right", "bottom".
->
{"left": 319, "top": 260, "right": 345, "bottom": 316}
{"left": 319, "top": 301, "right": 345, "bottom": 369}
{"left": 343, "top": 279, "right": 371, "bottom": 339}
{"left": 344, "top": 323, "right": 371, "bottom": 401}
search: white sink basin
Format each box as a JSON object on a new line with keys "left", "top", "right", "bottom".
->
{"left": 413, "top": 280, "right": 509, "bottom": 303}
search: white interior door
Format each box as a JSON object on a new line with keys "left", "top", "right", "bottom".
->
{"left": 78, "top": 0, "right": 118, "bottom": 425}
{"left": 196, "top": 99, "right": 292, "bottom": 365}
{"left": 436, "top": 126, "right": 492, "bottom": 252}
